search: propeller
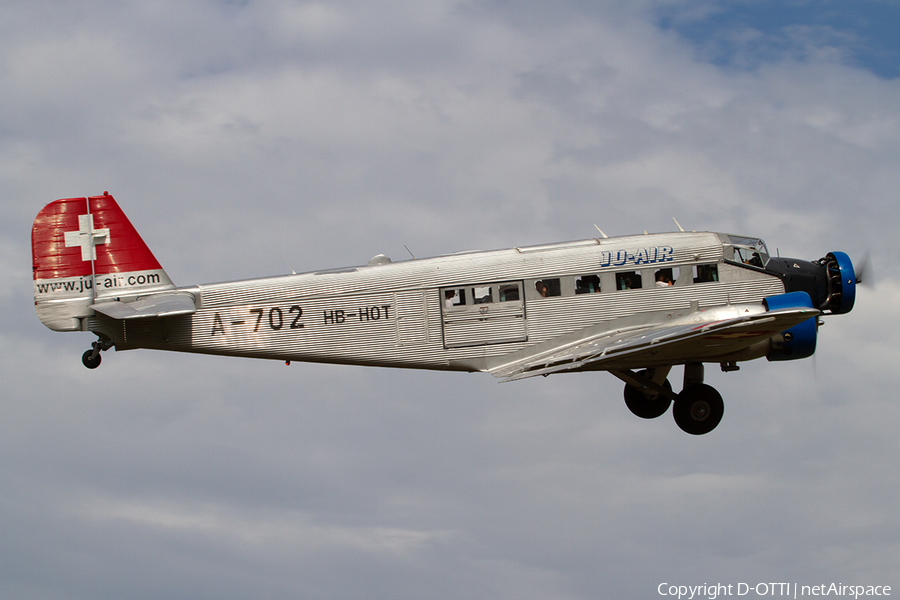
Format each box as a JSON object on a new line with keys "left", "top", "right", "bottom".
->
{"left": 855, "top": 252, "right": 874, "bottom": 288}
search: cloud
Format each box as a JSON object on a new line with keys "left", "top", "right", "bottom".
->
{"left": 74, "top": 494, "right": 456, "bottom": 556}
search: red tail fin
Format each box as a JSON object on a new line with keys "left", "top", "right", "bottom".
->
{"left": 32, "top": 192, "right": 174, "bottom": 331}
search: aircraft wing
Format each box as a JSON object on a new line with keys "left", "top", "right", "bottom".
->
{"left": 490, "top": 307, "right": 820, "bottom": 382}
{"left": 90, "top": 293, "right": 197, "bottom": 320}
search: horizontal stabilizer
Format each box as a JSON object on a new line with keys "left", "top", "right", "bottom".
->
{"left": 91, "top": 293, "right": 196, "bottom": 320}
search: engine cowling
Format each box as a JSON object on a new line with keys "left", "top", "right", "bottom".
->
{"left": 764, "top": 291, "right": 818, "bottom": 361}
{"left": 820, "top": 251, "right": 856, "bottom": 314}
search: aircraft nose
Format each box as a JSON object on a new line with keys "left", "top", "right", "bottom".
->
{"left": 764, "top": 253, "right": 855, "bottom": 315}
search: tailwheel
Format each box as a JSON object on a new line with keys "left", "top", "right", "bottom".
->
{"left": 673, "top": 384, "right": 724, "bottom": 435}
{"left": 82, "top": 349, "right": 101, "bottom": 369}
{"left": 623, "top": 369, "right": 673, "bottom": 419}
{"left": 81, "top": 338, "right": 113, "bottom": 369}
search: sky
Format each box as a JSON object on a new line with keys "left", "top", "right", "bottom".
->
{"left": 2, "top": 1, "right": 899, "bottom": 598}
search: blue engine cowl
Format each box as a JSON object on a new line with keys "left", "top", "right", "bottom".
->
{"left": 821, "top": 251, "right": 856, "bottom": 314}
{"left": 764, "top": 291, "right": 818, "bottom": 361}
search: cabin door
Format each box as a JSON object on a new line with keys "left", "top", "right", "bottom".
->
{"left": 440, "top": 281, "right": 527, "bottom": 348}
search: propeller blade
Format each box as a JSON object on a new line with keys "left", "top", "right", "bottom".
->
{"left": 856, "top": 252, "right": 874, "bottom": 288}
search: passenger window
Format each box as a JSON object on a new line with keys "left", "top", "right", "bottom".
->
{"left": 693, "top": 264, "right": 719, "bottom": 283}
{"left": 575, "top": 274, "right": 601, "bottom": 294}
{"left": 654, "top": 268, "right": 675, "bottom": 287}
{"left": 443, "top": 288, "right": 466, "bottom": 308}
{"left": 499, "top": 283, "right": 521, "bottom": 302}
{"left": 616, "top": 271, "right": 642, "bottom": 290}
{"left": 472, "top": 285, "right": 493, "bottom": 304}
{"left": 534, "top": 278, "right": 561, "bottom": 298}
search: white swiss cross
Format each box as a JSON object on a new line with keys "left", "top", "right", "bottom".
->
{"left": 64, "top": 213, "right": 110, "bottom": 261}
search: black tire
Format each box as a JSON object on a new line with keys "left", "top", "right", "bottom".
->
{"left": 673, "top": 384, "right": 724, "bottom": 435}
{"left": 624, "top": 370, "right": 672, "bottom": 419}
{"left": 82, "top": 350, "right": 101, "bottom": 369}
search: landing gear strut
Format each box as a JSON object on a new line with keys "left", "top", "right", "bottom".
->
{"left": 82, "top": 337, "right": 114, "bottom": 369}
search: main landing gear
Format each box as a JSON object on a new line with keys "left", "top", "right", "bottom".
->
{"left": 616, "top": 364, "right": 724, "bottom": 435}
{"left": 82, "top": 337, "right": 114, "bottom": 369}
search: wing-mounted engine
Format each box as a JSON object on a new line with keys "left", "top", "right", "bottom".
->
{"left": 764, "top": 291, "right": 817, "bottom": 361}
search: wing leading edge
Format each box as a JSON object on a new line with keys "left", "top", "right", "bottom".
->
{"left": 490, "top": 306, "right": 820, "bottom": 382}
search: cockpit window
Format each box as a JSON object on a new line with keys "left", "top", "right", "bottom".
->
{"left": 727, "top": 235, "right": 769, "bottom": 268}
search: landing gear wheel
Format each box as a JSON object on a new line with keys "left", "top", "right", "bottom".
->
{"left": 673, "top": 384, "right": 724, "bottom": 435}
{"left": 624, "top": 370, "right": 673, "bottom": 419}
{"left": 81, "top": 338, "right": 112, "bottom": 369}
{"left": 82, "top": 349, "right": 102, "bottom": 369}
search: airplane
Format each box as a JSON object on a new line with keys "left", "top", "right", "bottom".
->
{"left": 32, "top": 192, "right": 859, "bottom": 435}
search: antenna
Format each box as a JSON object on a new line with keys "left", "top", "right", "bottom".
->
{"left": 404, "top": 244, "right": 416, "bottom": 259}
{"left": 673, "top": 217, "right": 685, "bottom": 232}
{"left": 594, "top": 225, "right": 608, "bottom": 239}
{"left": 276, "top": 253, "right": 297, "bottom": 275}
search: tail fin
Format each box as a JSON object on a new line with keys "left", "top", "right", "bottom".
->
{"left": 32, "top": 192, "right": 175, "bottom": 331}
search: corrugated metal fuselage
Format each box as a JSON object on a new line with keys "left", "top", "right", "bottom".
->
{"left": 90, "top": 231, "right": 785, "bottom": 373}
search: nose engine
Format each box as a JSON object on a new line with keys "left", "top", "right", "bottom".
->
{"left": 764, "top": 251, "right": 856, "bottom": 315}
{"left": 819, "top": 251, "right": 856, "bottom": 315}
